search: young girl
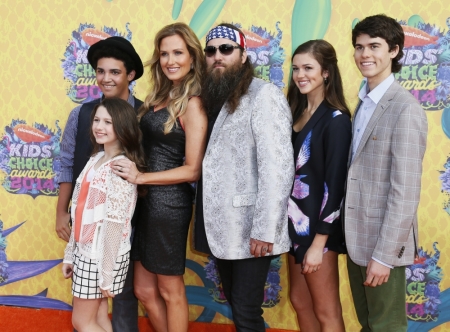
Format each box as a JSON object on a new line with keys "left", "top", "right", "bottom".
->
{"left": 62, "top": 97, "right": 145, "bottom": 332}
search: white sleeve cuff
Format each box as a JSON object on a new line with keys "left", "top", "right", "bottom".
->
{"left": 99, "top": 284, "right": 112, "bottom": 291}
{"left": 372, "top": 257, "right": 394, "bottom": 269}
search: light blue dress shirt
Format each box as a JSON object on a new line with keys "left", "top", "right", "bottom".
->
{"left": 352, "top": 74, "right": 395, "bottom": 160}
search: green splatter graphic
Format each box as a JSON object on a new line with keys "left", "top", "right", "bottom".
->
{"left": 408, "top": 14, "right": 425, "bottom": 27}
{"left": 291, "top": 0, "right": 332, "bottom": 53}
{"left": 442, "top": 108, "right": 450, "bottom": 139}
{"left": 438, "top": 49, "right": 450, "bottom": 64}
{"left": 189, "top": 0, "right": 227, "bottom": 39}
{"left": 172, "top": 0, "right": 183, "bottom": 20}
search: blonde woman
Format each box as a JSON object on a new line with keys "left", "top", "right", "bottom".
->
{"left": 111, "top": 23, "right": 207, "bottom": 332}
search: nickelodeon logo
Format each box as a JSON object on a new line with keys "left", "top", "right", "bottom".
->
{"left": 84, "top": 32, "right": 108, "bottom": 40}
{"left": 246, "top": 35, "right": 264, "bottom": 43}
{"left": 404, "top": 31, "right": 431, "bottom": 41}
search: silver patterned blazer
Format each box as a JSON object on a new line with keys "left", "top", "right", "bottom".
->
{"left": 344, "top": 80, "right": 428, "bottom": 267}
{"left": 202, "top": 78, "right": 294, "bottom": 260}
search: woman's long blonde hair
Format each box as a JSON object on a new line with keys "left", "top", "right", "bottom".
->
{"left": 139, "top": 23, "right": 205, "bottom": 134}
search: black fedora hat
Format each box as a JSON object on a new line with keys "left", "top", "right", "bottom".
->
{"left": 87, "top": 36, "right": 144, "bottom": 80}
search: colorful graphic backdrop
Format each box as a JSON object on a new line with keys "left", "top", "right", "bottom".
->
{"left": 1, "top": 1, "right": 449, "bottom": 331}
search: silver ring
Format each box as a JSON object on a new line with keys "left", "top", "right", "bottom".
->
{"left": 313, "top": 268, "right": 317, "bottom": 272}
{"left": 120, "top": 166, "right": 123, "bottom": 171}
{"left": 262, "top": 247, "right": 268, "bottom": 252}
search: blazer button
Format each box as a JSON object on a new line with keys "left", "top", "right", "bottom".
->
{"left": 372, "top": 136, "right": 377, "bottom": 140}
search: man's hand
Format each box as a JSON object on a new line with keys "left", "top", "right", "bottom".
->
{"left": 56, "top": 211, "right": 71, "bottom": 242}
{"left": 55, "top": 182, "right": 72, "bottom": 242}
{"left": 250, "top": 238, "right": 273, "bottom": 258}
{"left": 364, "top": 259, "right": 391, "bottom": 287}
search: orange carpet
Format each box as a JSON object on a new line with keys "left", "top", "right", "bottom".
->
{"left": 0, "top": 305, "right": 295, "bottom": 332}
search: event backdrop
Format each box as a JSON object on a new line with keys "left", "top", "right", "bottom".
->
{"left": 0, "top": 0, "right": 449, "bottom": 331}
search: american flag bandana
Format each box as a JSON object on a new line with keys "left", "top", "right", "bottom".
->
{"left": 205, "top": 25, "right": 247, "bottom": 49}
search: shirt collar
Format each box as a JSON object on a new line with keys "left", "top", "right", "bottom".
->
{"left": 358, "top": 74, "right": 394, "bottom": 105}
{"left": 100, "top": 90, "right": 135, "bottom": 106}
{"left": 126, "top": 90, "right": 135, "bottom": 107}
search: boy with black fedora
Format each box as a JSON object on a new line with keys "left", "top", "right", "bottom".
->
{"left": 56, "top": 36, "right": 144, "bottom": 332}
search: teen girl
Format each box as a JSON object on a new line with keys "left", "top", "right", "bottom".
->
{"left": 287, "top": 40, "right": 351, "bottom": 332}
{"left": 62, "top": 97, "right": 145, "bottom": 332}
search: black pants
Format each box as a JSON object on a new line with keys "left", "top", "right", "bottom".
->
{"left": 216, "top": 255, "right": 275, "bottom": 332}
{"left": 111, "top": 260, "right": 139, "bottom": 332}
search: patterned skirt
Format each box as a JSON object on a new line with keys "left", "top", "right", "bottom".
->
{"left": 72, "top": 248, "right": 130, "bottom": 299}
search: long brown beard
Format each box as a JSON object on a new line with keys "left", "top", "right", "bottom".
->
{"left": 201, "top": 59, "right": 255, "bottom": 117}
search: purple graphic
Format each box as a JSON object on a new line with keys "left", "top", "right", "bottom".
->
{"left": 439, "top": 155, "right": 450, "bottom": 215}
{"left": 1, "top": 120, "right": 61, "bottom": 198}
{"left": 289, "top": 131, "right": 311, "bottom": 236}
{"left": 292, "top": 131, "right": 311, "bottom": 200}
{"left": 204, "top": 256, "right": 227, "bottom": 303}
{"left": 61, "top": 23, "right": 135, "bottom": 104}
{"left": 0, "top": 220, "right": 8, "bottom": 284}
{"left": 0, "top": 219, "right": 70, "bottom": 310}
{"left": 396, "top": 17, "right": 450, "bottom": 111}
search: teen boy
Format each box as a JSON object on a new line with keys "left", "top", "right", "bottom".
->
{"left": 56, "top": 36, "right": 144, "bottom": 332}
{"left": 343, "top": 14, "right": 427, "bottom": 331}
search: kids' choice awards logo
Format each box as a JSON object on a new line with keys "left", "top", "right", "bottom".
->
{"left": 234, "top": 22, "right": 285, "bottom": 88}
{"left": 61, "top": 23, "right": 135, "bottom": 104}
{"left": 397, "top": 17, "right": 450, "bottom": 111}
{"left": 0, "top": 120, "right": 61, "bottom": 198}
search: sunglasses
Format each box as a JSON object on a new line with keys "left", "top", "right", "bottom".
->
{"left": 204, "top": 44, "right": 241, "bottom": 57}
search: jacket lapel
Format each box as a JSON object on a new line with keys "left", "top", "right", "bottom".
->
{"left": 348, "top": 99, "right": 362, "bottom": 166}
{"left": 351, "top": 81, "right": 399, "bottom": 162}
{"left": 293, "top": 102, "right": 328, "bottom": 154}
{"left": 205, "top": 104, "right": 230, "bottom": 154}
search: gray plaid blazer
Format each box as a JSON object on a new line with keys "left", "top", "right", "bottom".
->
{"left": 344, "top": 80, "right": 427, "bottom": 267}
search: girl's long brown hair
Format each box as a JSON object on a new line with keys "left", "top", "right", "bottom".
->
{"left": 287, "top": 39, "right": 350, "bottom": 123}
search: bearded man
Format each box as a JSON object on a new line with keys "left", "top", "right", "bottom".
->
{"left": 193, "top": 23, "right": 294, "bottom": 331}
